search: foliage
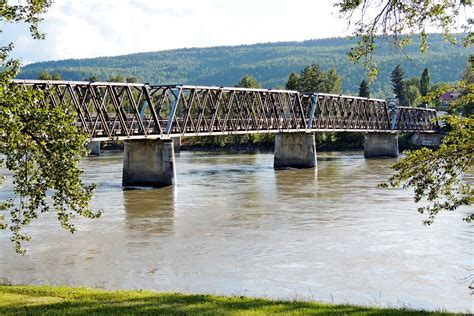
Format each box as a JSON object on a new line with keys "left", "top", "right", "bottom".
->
{"left": 0, "top": 285, "right": 457, "bottom": 315}
{"left": 381, "top": 115, "right": 472, "bottom": 224}
{"left": 235, "top": 75, "right": 261, "bottom": 88}
{"left": 285, "top": 72, "right": 299, "bottom": 90}
{"left": 359, "top": 79, "right": 370, "bottom": 97}
{"left": 322, "top": 68, "right": 343, "bottom": 94}
{"left": 0, "top": 0, "right": 100, "bottom": 254}
{"left": 17, "top": 34, "right": 470, "bottom": 96}
{"left": 337, "top": 1, "right": 473, "bottom": 225}
{"left": 420, "top": 68, "right": 431, "bottom": 97}
{"left": 336, "top": 0, "right": 473, "bottom": 79}
{"left": 391, "top": 65, "right": 408, "bottom": 105}
{"left": 38, "top": 70, "right": 61, "bottom": 80}
{"left": 284, "top": 64, "right": 342, "bottom": 94}
{"left": 406, "top": 84, "right": 421, "bottom": 106}
{"left": 84, "top": 75, "right": 99, "bottom": 82}
{"left": 382, "top": 74, "right": 473, "bottom": 224}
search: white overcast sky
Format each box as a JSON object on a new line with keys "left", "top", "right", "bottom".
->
{"left": 2, "top": 0, "right": 353, "bottom": 64}
{"left": 1, "top": 0, "right": 471, "bottom": 64}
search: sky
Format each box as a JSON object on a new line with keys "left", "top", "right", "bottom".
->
{"left": 1, "top": 1, "right": 471, "bottom": 65}
{"left": 2, "top": 0, "right": 352, "bottom": 64}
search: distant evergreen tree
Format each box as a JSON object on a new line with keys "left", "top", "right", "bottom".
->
{"left": 38, "top": 71, "right": 61, "bottom": 80}
{"left": 235, "top": 75, "right": 260, "bottom": 88}
{"left": 285, "top": 72, "right": 300, "bottom": 90}
{"left": 285, "top": 65, "right": 342, "bottom": 93}
{"left": 391, "top": 65, "right": 408, "bottom": 106}
{"left": 299, "top": 64, "right": 324, "bottom": 92}
{"left": 85, "top": 75, "right": 99, "bottom": 82}
{"left": 322, "top": 68, "right": 342, "bottom": 94}
{"left": 107, "top": 75, "right": 125, "bottom": 82}
{"left": 358, "top": 80, "right": 370, "bottom": 97}
{"left": 420, "top": 68, "right": 430, "bottom": 96}
{"left": 126, "top": 77, "right": 138, "bottom": 83}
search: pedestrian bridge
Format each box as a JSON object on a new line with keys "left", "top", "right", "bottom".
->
{"left": 13, "top": 79, "right": 439, "bottom": 188}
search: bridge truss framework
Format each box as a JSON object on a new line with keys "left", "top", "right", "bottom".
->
{"left": 13, "top": 80, "right": 438, "bottom": 141}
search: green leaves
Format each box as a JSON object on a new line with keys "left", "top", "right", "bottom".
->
{"left": 0, "top": 0, "right": 99, "bottom": 254}
{"left": 0, "top": 76, "right": 101, "bottom": 254}
{"left": 284, "top": 64, "right": 342, "bottom": 94}
{"left": 337, "top": 0, "right": 473, "bottom": 78}
{"left": 382, "top": 113, "right": 473, "bottom": 224}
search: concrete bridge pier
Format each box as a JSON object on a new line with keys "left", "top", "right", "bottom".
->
{"left": 364, "top": 133, "right": 399, "bottom": 158}
{"left": 122, "top": 139, "right": 176, "bottom": 188}
{"left": 274, "top": 132, "right": 316, "bottom": 169}
{"left": 408, "top": 132, "right": 443, "bottom": 147}
{"left": 173, "top": 137, "right": 181, "bottom": 154}
{"left": 87, "top": 141, "right": 101, "bottom": 156}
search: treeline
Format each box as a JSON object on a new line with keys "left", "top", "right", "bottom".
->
{"left": 20, "top": 34, "right": 470, "bottom": 96}
{"left": 38, "top": 57, "right": 469, "bottom": 150}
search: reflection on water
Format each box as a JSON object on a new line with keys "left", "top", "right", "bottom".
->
{"left": 0, "top": 150, "right": 472, "bottom": 313}
{"left": 124, "top": 188, "right": 176, "bottom": 238}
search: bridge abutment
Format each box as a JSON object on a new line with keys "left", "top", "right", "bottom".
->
{"left": 122, "top": 139, "right": 176, "bottom": 188}
{"left": 364, "top": 133, "right": 399, "bottom": 158}
{"left": 274, "top": 133, "right": 316, "bottom": 169}
{"left": 87, "top": 141, "right": 101, "bottom": 156}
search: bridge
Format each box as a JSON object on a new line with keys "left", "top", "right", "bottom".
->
{"left": 13, "top": 79, "right": 439, "bottom": 188}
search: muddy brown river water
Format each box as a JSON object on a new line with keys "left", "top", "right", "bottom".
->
{"left": 0, "top": 151, "right": 472, "bottom": 312}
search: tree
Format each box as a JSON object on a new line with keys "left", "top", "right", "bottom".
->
{"left": 126, "top": 76, "right": 138, "bottom": 83}
{"left": 235, "top": 75, "right": 261, "bottom": 88}
{"left": 391, "top": 65, "right": 408, "bottom": 106}
{"left": 322, "top": 68, "right": 342, "bottom": 94}
{"left": 406, "top": 83, "right": 421, "bottom": 106}
{"left": 107, "top": 75, "right": 125, "bottom": 82}
{"left": 0, "top": 1, "right": 100, "bottom": 254}
{"left": 383, "top": 60, "right": 473, "bottom": 223}
{"left": 85, "top": 75, "right": 99, "bottom": 82}
{"left": 285, "top": 72, "right": 299, "bottom": 90}
{"left": 298, "top": 64, "right": 324, "bottom": 92}
{"left": 420, "top": 68, "right": 431, "bottom": 97}
{"left": 381, "top": 81, "right": 473, "bottom": 224}
{"left": 336, "top": 0, "right": 473, "bottom": 78}
{"left": 336, "top": 0, "right": 473, "bottom": 225}
{"left": 359, "top": 80, "right": 370, "bottom": 98}
{"left": 38, "top": 70, "right": 61, "bottom": 80}
{"left": 285, "top": 65, "right": 342, "bottom": 93}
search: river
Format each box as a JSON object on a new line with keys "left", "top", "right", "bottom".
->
{"left": 0, "top": 151, "right": 472, "bottom": 312}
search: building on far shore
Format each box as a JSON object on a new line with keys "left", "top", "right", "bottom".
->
{"left": 440, "top": 91, "right": 461, "bottom": 106}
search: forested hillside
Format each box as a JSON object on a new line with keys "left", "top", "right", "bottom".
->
{"left": 18, "top": 34, "right": 471, "bottom": 97}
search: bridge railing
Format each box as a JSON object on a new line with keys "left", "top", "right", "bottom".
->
{"left": 12, "top": 80, "right": 438, "bottom": 140}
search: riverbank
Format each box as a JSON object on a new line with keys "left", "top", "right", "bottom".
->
{"left": 100, "top": 132, "right": 427, "bottom": 153}
{"left": 0, "top": 285, "right": 457, "bottom": 315}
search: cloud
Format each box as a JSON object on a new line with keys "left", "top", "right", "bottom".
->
{"left": 3, "top": 0, "right": 351, "bottom": 63}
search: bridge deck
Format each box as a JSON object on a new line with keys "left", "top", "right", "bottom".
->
{"left": 13, "top": 80, "right": 438, "bottom": 141}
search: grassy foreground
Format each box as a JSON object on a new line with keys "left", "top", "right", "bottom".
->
{"left": 0, "top": 285, "right": 457, "bottom": 315}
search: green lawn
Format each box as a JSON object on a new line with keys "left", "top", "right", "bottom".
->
{"left": 0, "top": 285, "right": 457, "bottom": 315}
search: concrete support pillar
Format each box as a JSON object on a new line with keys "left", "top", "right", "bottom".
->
{"left": 364, "top": 133, "right": 399, "bottom": 158}
{"left": 87, "top": 141, "right": 101, "bottom": 156}
{"left": 274, "top": 133, "right": 316, "bottom": 169}
{"left": 407, "top": 132, "right": 443, "bottom": 147}
{"left": 173, "top": 137, "right": 181, "bottom": 155}
{"left": 122, "top": 139, "right": 176, "bottom": 188}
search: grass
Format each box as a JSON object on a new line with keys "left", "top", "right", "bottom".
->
{"left": 0, "top": 285, "right": 458, "bottom": 315}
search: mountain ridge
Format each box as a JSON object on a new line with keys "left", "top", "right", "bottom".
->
{"left": 19, "top": 34, "right": 471, "bottom": 97}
